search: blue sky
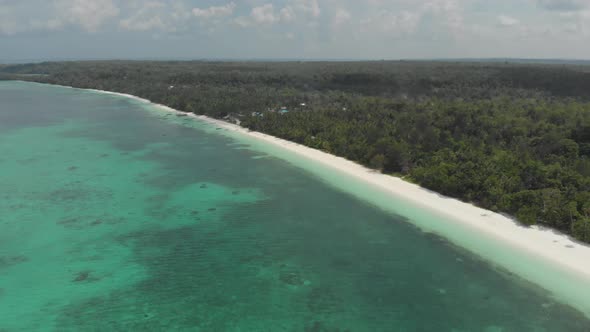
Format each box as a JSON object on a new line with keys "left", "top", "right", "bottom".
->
{"left": 0, "top": 0, "right": 589, "bottom": 61}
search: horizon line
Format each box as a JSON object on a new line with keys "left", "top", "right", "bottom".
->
{"left": 3, "top": 57, "right": 590, "bottom": 65}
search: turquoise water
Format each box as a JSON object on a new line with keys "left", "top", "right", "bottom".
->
{"left": 1, "top": 81, "right": 589, "bottom": 331}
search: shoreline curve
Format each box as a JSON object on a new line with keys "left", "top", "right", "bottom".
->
{"left": 16, "top": 80, "right": 590, "bottom": 318}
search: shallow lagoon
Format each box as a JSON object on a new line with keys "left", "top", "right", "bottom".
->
{"left": 1, "top": 81, "right": 589, "bottom": 331}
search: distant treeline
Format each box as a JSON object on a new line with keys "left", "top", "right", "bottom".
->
{"left": 2, "top": 60, "right": 589, "bottom": 242}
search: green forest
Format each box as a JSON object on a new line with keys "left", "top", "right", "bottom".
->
{"left": 2, "top": 60, "right": 589, "bottom": 242}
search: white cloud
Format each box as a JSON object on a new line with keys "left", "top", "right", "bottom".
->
{"left": 291, "top": 0, "right": 320, "bottom": 18}
{"left": 118, "top": 1, "right": 200, "bottom": 33}
{"left": 234, "top": 16, "right": 252, "bottom": 27}
{"left": 251, "top": 4, "right": 279, "bottom": 24}
{"left": 236, "top": 3, "right": 297, "bottom": 27}
{"left": 0, "top": 0, "right": 119, "bottom": 35}
{"left": 2, "top": 0, "right": 590, "bottom": 60}
{"left": 353, "top": 0, "right": 474, "bottom": 43}
{"left": 192, "top": 2, "right": 236, "bottom": 19}
{"left": 555, "top": 9, "right": 590, "bottom": 35}
{"left": 423, "top": 0, "right": 466, "bottom": 37}
{"left": 119, "top": 2, "right": 167, "bottom": 31}
{"left": 280, "top": 6, "right": 296, "bottom": 22}
{"left": 498, "top": 15, "right": 520, "bottom": 27}
{"left": 361, "top": 10, "right": 421, "bottom": 37}
{"left": 56, "top": 0, "right": 120, "bottom": 32}
{"left": 332, "top": 8, "right": 351, "bottom": 29}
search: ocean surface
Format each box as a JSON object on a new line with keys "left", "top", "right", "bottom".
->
{"left": 1, "top": 81, "right": 589, "bottom": 331}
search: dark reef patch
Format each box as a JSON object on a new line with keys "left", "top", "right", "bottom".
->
{"left": 57, "top": 215, "right": 125, "bottom": 229}
{"left": 49, "top": 188, "right": 88, "bottom": 202}
{"left": 0, "top": 255, "right": 29, "bottom": 269}
{"left": 18, "top": 157, "right": 38, "bottom": 165}
{"left": 72, "top": 271, "right": 101, "bottom": 283}
{"left": 279, "top": 268, "right": 304, "bottom": 286}
{"left": 46, "top": 186, "right": 112, "bottom": 204}
{"left": 73, "top": 271, "right": 91, "bottom": 282}
{"left": 9, "top": 203, "right": 27, "bottom": 210}
{"left": 57, "top": 217, "right": 82, "bottom": 226}
{"left": 90, "top": 219, "right": 103, "bottom": 226}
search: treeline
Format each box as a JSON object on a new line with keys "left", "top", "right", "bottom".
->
{"left": 1, "top": 60, "right": 589, "bottom": 242}
{"left": 243, "top": 98, "right": 590, "bottom": 239}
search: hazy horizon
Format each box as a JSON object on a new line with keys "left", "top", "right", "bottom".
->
{"left": 3, "top": 57, "right": 590, "bottom": 66}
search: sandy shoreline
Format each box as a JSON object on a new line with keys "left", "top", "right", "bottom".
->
{"left": 21, "top": 82, "right": 590, "bottom": 316}
{"left": 200, "top": 116, "right": 590, "bottom": 266}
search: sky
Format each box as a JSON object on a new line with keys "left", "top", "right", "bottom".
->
{"left": 0, "top": 0, "right": 589, "bottom": 62}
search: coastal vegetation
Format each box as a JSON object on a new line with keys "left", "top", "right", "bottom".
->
{"left": 2, "top": 60, "right": 589, "bottom": 242}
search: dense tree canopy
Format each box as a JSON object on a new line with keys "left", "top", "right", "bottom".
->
{"left": 2, "top": 60, "right": 589, "bottom": 242}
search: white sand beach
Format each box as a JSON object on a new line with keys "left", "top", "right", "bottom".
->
{"left": 38, "top": 83, "right": 590, "bottom": 317}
